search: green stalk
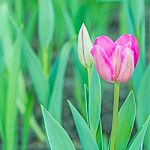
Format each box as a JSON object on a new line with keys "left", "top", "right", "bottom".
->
{"left": 87, "top": 67, "right": 91, "bottom": 86}
{"left": 110, "top": 83, "right": 120, "bottom": 150}
{"left": 42, "top": 49, "right": 49, "bottom": 77}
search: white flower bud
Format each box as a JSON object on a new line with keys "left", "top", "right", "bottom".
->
{"left": 78, "top": 23, "right": 93, "bottom": 68}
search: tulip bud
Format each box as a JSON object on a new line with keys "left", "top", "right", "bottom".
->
{"left": 78, "top": 23, "right": 93, "bottom": 68}
{"left": 91, "top": 34, "right": 139, "bottom": 83}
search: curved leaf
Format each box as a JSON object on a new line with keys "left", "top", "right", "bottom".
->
{"left": 48, "top": 41, "right": 73, "bottom": 123}
{"left": 89, "top": 66, "right": 101, "bottom": 137}
{"left": 137, "top": 64, "right": 150, "bottom": 150}
{"left": 115, "top": 91, "right": 136, "bottom": 150}
{"left": 42, "top": 106, "right": 76, "bottom": 150}
{"left": 38, "top": 0, "right": 54, "bottom": 49}
{"left": 128, "top": 116, "right": 150, "bottom": 150}
{"left": 68, "top": 101, "right": 99, "bottom": 150}
{"left": 23, "top": 40, "right": 49, "bottom": 107}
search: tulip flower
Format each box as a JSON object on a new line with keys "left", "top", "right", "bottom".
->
{"left": 78, "top": 23, "right": 93, "bottom": 68}
{"left": 91, "top": 34, "right": 139, "bottom": 83}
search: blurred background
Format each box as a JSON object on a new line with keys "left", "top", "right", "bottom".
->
{"left": 0, "top": 0, "right": 150, "bottom": 149}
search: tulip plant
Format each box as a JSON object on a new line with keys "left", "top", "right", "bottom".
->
{"left": 42, "top": 23, "right": 150, "bottom": 150}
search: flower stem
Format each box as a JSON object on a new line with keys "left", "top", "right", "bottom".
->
{"left": 87, "top": 67, "right": 91, "bottom": 86}
{"left": 42, "top": 49, "right": 49, "bottom": 77}
{"left": 110, "top": 82, "right": 120, "bottom": 150}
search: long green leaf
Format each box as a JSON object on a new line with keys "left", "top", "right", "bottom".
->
{"left": 115, "top": 91, "right": 136, "bottom": 150}
{"left": 17, "top": 73, "right": 45, "bottom": 142}
{"left": 22, "top": 40, "right": 49, "bottom": 107}
{"left": 97, "top": 0, "right": 123, "bottom": 2}
{"left": 38, "top": 0, "right": 54, "bottom": 49}
{"left": 0, "top": 5, "right": 19, "bottom": 148}
{"left": 68, "top": 101, "right": 99, "bottom": 150}
{"left": 137, "top": 64, "right": 150, "bottom": 150}
{"left": 121, "top": 0, "right": 146, "bottom": 92}
{"left": 0, "top": 70, "right": 7, "bottom": 140}
{"left": 5, "top": 26, "right": 22, "bottom": 150}
{"left": 103, "top": 134, "right": 108, "bottom": 150}
{"left": 42, "top": 106, "right": 76, "bottom": 150}
{"left": 25, "top": 3, "right": 38, "bottom": 41}
{"left": 10, "top": 16, "right": 46, "bottom": 142}
{"left": 72, "top": 46, "right": 87, "bottom": 119}
{"left": 48, "top": 40, "right": 73, "bottom": 123}
{"left": 128, "top": 116, "right": 150, "bottom": 150}
{"left": 96, "top": 121, "right": 103, "bottom": 150}
{"left": 10, "top": 16, "right": 49, "bottom": 107}
{"left": 21, "top": 94, "right": 34, "bottom": 150}
{"left": 89, "top": 66, "right": 102, "bottom": 137}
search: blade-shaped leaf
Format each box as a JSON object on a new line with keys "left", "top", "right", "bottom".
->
{"left": 97, "top": 0, "right": 123, "bottom": 2}
{"left": 48, "top": 40, "right": 73, "bottom": 123}
{"left": 128, "top": 116, "right": 150, "bottom": 150}
{"left": 96, "top": 121, "right": 103, "bottom": 150}
{"left": 22, "top": 40, "right": 49, "bottom": 107}
{"left": 89, "top": 66, "right": 101, "bottom": 137}
{"left": 0, "top": 70, "right": 7, "bottom": 139}
{"left": 41, "top": 106, "right": 76, "bottom": 150}
{"left": 137, "top": 64, "right": 150, "bottom": 150}
{"left": 115, "top": 91, "right": 136, "bottom": 150}
{"left": 22, "top": 95, "right": 34, "bottom": 150}
{"left": 68, "top": 101, "right": 99, "bottom": 150}
{"left": 17, "top": 73, "right": 45, "bottom": 142}
{"left": 5, "top": 26, "right": 22, "bottom": 150}
{"left": 25, "top": 4, "right": 37, "bottom": 41}
{"left": 38, "top": 0, "right": 54, "bottom": 49}
{"left": 103, "top": 134, "right": 108, "bottom": 150}
{"left": 10, "top": 16, "right": 49, "bottom": 107}
{"left": 73, "top": 47, "right": 87, "bottom": 119}
{"left": 121, "top": 0, "right": 146, "bottom": 93}
{"left": 48, "top": 56, "right": 59, "bottom": 94}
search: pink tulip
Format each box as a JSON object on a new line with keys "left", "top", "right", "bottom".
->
{"left": 91, "top": 34, "right": 139, "bottom": 83}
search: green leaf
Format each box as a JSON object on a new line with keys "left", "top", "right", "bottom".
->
{"left": 57, "top": 1, "right": 76, "bottom": 38}
{"left": 137, "top": 64, "right": 150, "bottom": 150}
{"left": 115, "top": 91, "right": 136, "bottom": 150}
{"left": 68, "top": 101, "right": 99, "bottom": 150}
{"left": 128, "top": 116, "right": 150, "bottom": 150}
{"left": 96, "top": 0, "right": 123, "bottom": 2}
{"left": 96, "top": 121, "right": 103, "bottom": 150}
{"left": 103, "top": 134, "right": 108, "bottom": 150}
{"left": 22, "top": 40, "right": 49, "bottom": 107}
{"left": 10, "top": 16, "right": 46, "bottom": 142}
{"left": 38, "top": 0, "right": 54, "bottom": 49}
{"left": 89, "top": 66, "right": 101, "bottom": 137}
{"left": 5, "top": 26, "right": 22, "bottom": 150}
{"left": 21, "top": 94, "right": 34, "bottom": 150}
{"left": 41, "top": 106, "right": 76, "bottom": 150}
{"left": 48, "top": 56, "right": 59, "bottom": 94}
{"left": 121, "top": 0, "right": 146, "bottom": 92}
{"left": 48, "top": 40, "right": 73, "bottom": 123}
{"left": 73, "top": 47, "right": 87, "bottom": 119}
{"left": 17, "top": 73, "right": 45, "bottom": 142}
{"left": 25, "top": 4, "right": 38, "bottom": 41}
{"left": 10, "top": 16, "right": 49, "bottom": 107}
{"left": 0, "top": 70, "right": 7, "bottom": 139}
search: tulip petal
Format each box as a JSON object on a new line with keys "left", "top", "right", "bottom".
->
{"left": 115, "top": 34, "right": 139, "bottom": 67}
{"left": 94, "top": 36, "right": 115, "bottom": 57}
{"left": 110, "top": 45, "right": 122, "bottom": 81}
{"left": 117, "top": 48, "right": 134, "bottom": 83}
{"left": 91, "top": 45, "right": 114, "bottom": 82}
